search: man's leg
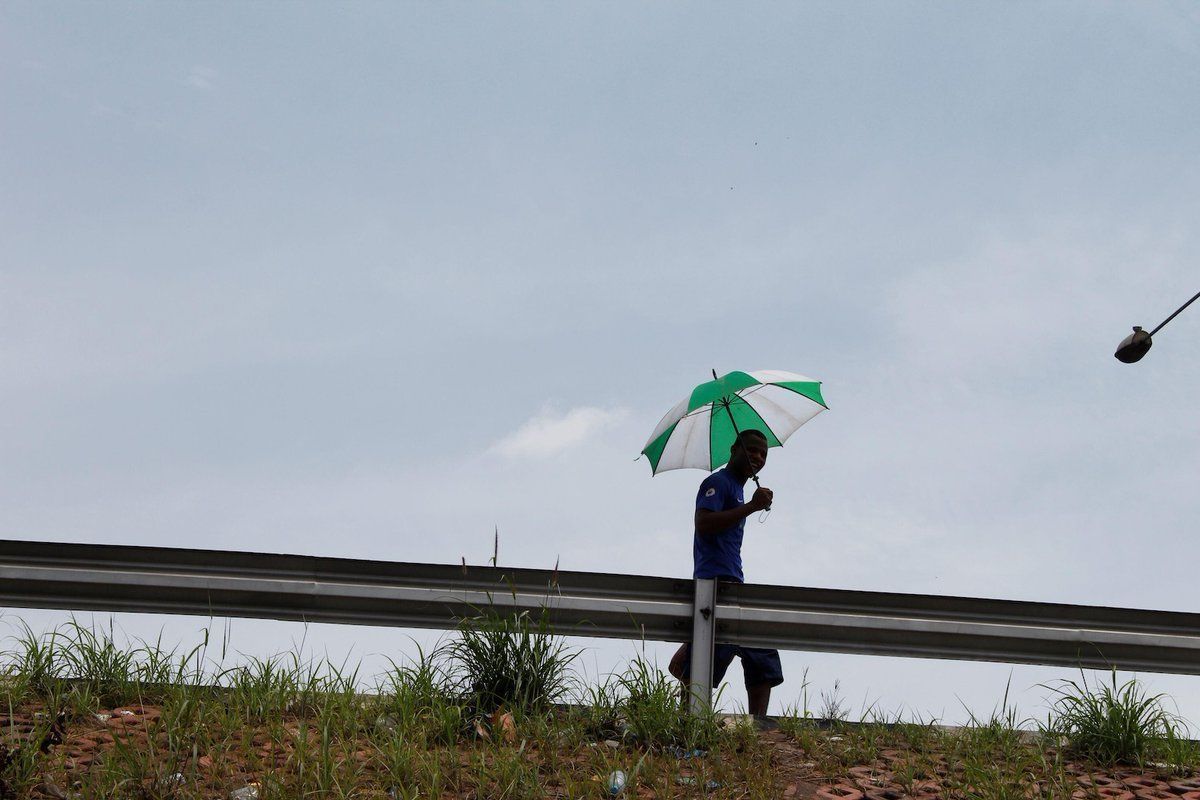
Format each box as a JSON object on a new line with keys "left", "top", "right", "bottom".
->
{"left": 746, "top": 683, "right": 771, "bottom": 716}
{"left": 669, "top": 644, "right": 689, "bottom": 707}
{"left": 739, "top": 648, "right": 784, "bottom": 718}
{"left": 668, "top": 643, "right": 689, "bottom": 681}
{"left": 672, "top": 644, "right": 737, "bottom": 709}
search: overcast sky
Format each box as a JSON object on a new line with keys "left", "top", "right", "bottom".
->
{"left": 3, "top": 2, "right": 1199, "bottom": 723}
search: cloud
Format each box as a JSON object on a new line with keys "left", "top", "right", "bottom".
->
{"left": 490, "top": 406, "right": 629, "bottom": 459}
{"left": 187, "top": 66, "right": 217, "bottom": 90}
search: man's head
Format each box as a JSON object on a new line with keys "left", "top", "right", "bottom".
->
{"left": 728, "top": 429, "right": 768, "bottom": 479}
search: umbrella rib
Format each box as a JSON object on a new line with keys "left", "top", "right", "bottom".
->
{"left": 686, "top": 385, "right": 764, "bottom": 418}
{"left": 720, "top": 396, "right": 740, "bottom": 434}
{"left": 741, "top": 386, "right": 804, "bottom": 434}
{"left": 676, "top": 404, "right": 719, "bottom": 423}
{"left": 676, "top": 383, "right": 767, "bottom": 422}
{"left": 765, "top": 381, "right": 829, "bottom": 409}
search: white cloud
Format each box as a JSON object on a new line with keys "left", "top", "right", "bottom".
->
{"left": 490, "top": 406, "right": 629, "bottom": 459}
{"left": 187, "top": 66, "right": 217, "bottom": 90}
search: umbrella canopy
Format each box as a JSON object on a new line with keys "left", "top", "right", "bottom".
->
{"left": 641, "top": 370, "right": 828, "bottom": 474}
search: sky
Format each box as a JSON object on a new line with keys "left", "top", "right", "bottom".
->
{"left": 3, "top": 1, "right": 1200, "bottom": 724}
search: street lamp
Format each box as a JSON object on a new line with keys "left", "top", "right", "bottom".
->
{"left": 1115, "top": 289, "right": 1200, "bottom": 363}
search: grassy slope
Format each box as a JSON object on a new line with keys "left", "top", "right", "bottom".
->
{"left": 1, "top": 618, "right": 1197, "bottom": 799}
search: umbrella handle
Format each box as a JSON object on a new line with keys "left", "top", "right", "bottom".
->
{"left": 751, "top": 475, "right": 772, "bottom": 513}
{"left": 718, "top": 371, "right": 772, "bottom": 519}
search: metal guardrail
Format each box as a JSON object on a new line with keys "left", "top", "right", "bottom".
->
{"left": 2, "top": 539, "right": 1199, "bottom": 707}
{"left": 0, "top": 539, "right": 694, "bottom": 643}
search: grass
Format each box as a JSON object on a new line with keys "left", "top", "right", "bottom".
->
{"left": 616, "top": 656, "right": 724, "bottom": 750}
{"left": 1041, "top": 669, "right": 1191, "bottom": 766}
{"left": 442, "top": 608, "right": 577, "bottom": 716}
{"left": 774, "top": 675, "right": 1200, "bottom": 800}
{"left": 1, "top": 616, "right": 1198, "bottom": 799}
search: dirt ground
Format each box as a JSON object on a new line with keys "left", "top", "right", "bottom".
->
{"left": 4, "top": 702, "right": 1200, "bottom": 799}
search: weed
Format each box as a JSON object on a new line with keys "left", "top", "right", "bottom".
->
{"left": 615, "top": 656, "right": 680, "bottom": 744}
{"left": 0, "top": 738, "right": 42, "bottom": 799}
{"left": 1155, "top": 726, "right": 1200, "bottom": 773}
{"left": 443, "top": 608, "right": 577, "bottom": 714}
{"left": 777, "top": 709, "right": 820, "bottom": 744}
{"left": 894, "top": 717, "right": 941, "bottom": 754}
{"left": 376, "top": 645, "right": 464, "bottom": 746}
{"left": 617, "top": 656, "right": 722, "bottom": 749}
{"left": 1042, "top": 670, "right": 1183, "bottom": 765}
{"left": 819, "top": 679, "right": 848, "bottom": 723}
{"left": 223, "top": 654, "right": 302, "bottom": 721}
{"left": 55, "top": 618, "right": 141, "bottom": 709}
{"left": 133, "top": 628, "right": 209, "bottom": 694}
{"left": 958, "top": 677, "right": 1028, "bottom": 757}
{"left": 10, "top": 622, "right": 60, "bottom": 700}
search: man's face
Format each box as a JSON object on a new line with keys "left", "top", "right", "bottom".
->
{"left": 732, "top": 435, "right": 768, "bottom": 475}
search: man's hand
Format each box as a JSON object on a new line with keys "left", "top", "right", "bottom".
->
{"left": 695, "top": 485, "right": 775, "bottom": 534}
{"left": 748, "top": 486, "right": 774, "bottom": 512}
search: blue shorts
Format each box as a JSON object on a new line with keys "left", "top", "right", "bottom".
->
{"left": 677, "top": 643, "right": 783, "bottom": 689}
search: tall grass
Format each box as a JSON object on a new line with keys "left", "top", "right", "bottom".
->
{"left": 375, "top": 644, "right": 463, "bottom": 747}
{"left": 616, "top": 656, "right": 722, "bottom": 749}
{"left": 443, "top": 608, "right": 577, "bottom": 714}
{"left": 1042, "top": 670, "right": 1186, "bottom": 765}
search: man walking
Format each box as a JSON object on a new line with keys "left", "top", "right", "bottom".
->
{"left": 668, "top": 428, "right": 783, "bottom": 718}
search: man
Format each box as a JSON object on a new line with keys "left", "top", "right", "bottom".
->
{"left": 668, "top": 428, "right": 783, "bottom": 718}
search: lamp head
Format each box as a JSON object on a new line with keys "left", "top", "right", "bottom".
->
{"left": 1115, "top": 326, "right": 1153, "bottom": 363}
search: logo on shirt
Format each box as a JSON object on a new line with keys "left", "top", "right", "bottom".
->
{"left": 704, "top": 487, "right": 716, "bottom": 497}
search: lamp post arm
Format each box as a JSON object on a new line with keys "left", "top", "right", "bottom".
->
{"left": 1150, "top": 289, "right": 1200, "bottom": 337}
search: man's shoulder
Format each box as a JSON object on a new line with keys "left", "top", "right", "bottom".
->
{"left": 697, "top": 469, "right": 735, "bottom": 501}
{"left": 704, "top": 467, "right": 734, "bottom": 483}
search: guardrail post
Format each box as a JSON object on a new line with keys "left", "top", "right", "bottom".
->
{"left": 687, "top": 577, "right": 718, "bottom": 715}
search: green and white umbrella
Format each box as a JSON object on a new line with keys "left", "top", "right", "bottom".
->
{"left": 641, "top": 369, "right": 828, "bottom": 474}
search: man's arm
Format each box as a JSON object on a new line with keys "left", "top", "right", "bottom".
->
{"left": 694, "top": 486, "right": 773, "bottom": 535}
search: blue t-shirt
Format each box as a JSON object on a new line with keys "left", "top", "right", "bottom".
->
{"left": 693, "top": 467, "right": 746, "bottom": 582}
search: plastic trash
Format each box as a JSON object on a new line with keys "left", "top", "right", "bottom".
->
{"left": 676, "top": 776, "right": 721, "bottom": 789}
{"left": 229, "top": 784, "right": 260, "bottom": 800}
{"left": 158, "top": 772, "right": 186, "bottom": 788}
{"left": 606, "top": 769, "right": 627, "bottom": 795}
{"left": 666, "top": 746, "right": 707, "bottom": 759}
